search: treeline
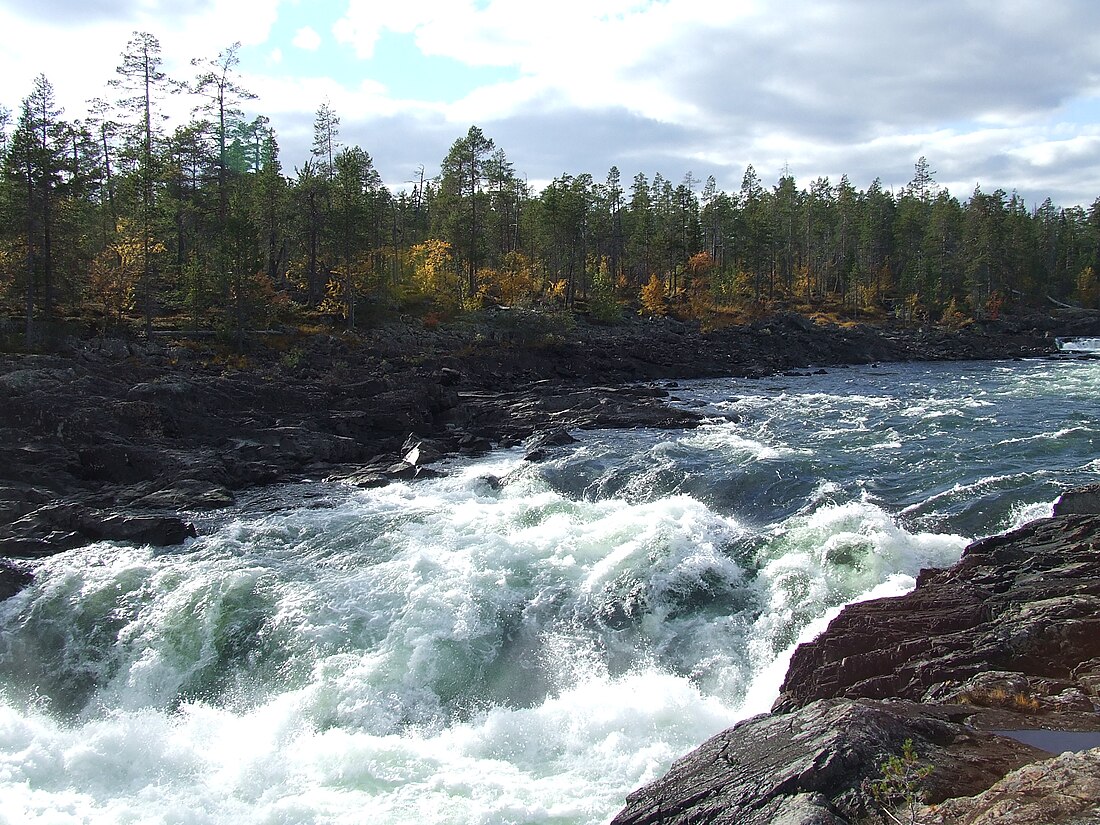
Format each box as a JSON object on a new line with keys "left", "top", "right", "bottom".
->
{"left": 4, "top": 32, "right": 1100, "bottom": 348}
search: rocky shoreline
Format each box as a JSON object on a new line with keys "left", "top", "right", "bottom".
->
{"left": 2, "top": 309, "right": 1100, "bottom": 817}
{"left": 0, "top": 311, "right": 1078, "bottom": 580}
{"left": 610, "top": 487, "right": 1100, "bottom": 824}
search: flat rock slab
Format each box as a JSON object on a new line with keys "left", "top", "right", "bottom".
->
{"left": 611, "top": 698, "right": 1046, "bottom": 825}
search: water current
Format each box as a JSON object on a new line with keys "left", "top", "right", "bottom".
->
{"left": 2, "top": 353, "right": 1099, "bottom": 824}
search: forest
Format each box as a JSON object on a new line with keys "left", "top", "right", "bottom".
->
{"left": 4, "top": 33, "right": 1100, "bottom": 350}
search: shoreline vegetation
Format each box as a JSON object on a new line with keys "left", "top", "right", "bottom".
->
{"left": 5, "top": 35, "right": 1100, "bottom": 362}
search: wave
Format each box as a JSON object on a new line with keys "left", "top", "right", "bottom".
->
{"left": 2, "top": 358, "right": 1096, "bottom": 824}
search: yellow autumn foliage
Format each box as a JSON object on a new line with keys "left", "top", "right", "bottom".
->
{"left": 639, "top": 274, "right": 668, "bottom": 316}
{"left": 89, "top": 220, "right": 165, "bottom": 323}
{"left": 409, "top": 239, "right": 460, "bottom": 311}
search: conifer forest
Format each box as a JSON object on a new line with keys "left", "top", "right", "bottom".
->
{"left": 4, "top": 34, "right": 1100, "bottom": 348}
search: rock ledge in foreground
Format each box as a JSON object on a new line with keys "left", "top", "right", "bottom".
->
{"left": 613, "top": 496, "right": 1100, "bottom": 824}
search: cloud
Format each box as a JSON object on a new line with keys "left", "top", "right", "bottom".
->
{"left": 291, "top": 25, "right": 322, "bottom": 52}
{"left": 0, "top": 0, "right": 216, "bottom": 25}
{"left": 2, "top": 0, "right": 1099, "bottom": 207}
{"left": 0, "top": 0, "right": 279, "bottom": 122}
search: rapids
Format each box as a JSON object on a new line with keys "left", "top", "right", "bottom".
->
{"left": 1, "top": 357, "right": 1098, "bottom": 824}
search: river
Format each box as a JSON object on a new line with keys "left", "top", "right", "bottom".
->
{"left": 1, "top": 353, "right": 1098, "bottom": 824}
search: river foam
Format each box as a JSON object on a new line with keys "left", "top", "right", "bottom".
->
{"left": 2, "top": 358, "right": 1099, "bottom": 824}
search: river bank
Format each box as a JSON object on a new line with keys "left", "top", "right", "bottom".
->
{"left": 0, "top": 310, "right": 1090, "bottom": 595}
{"left": 612, "top": 487, "right": 1100, "bottom": 824}
{"left": 1, "top": 332, "right": 1098, "bottom": 823}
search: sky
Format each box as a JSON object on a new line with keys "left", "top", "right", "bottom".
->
{"left": 2, "top": 0, "right": 1099, "bottom": 208}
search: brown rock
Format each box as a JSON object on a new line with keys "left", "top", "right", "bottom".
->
{"left": 611, "top": 698, "right": 1045, "bottom": 825}
{"left": 922, "top": 748, "right": 1100, "bottom": 824}
{"left": 774, "top": 514, "right": 1100, "bottom": 711}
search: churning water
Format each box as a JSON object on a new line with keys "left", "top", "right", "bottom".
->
{"left": 2, "top": 356, "right": 1098, "bottom": 824}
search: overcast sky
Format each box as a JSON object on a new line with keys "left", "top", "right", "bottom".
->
{"left": 2, "top": 0, "right": 1099, "bottom": 207}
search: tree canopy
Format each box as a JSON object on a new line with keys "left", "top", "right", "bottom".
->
{"left": 3, "top": 33, "right": 1100, "bottom": 349}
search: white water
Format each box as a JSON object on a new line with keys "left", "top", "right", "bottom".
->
{"left": 2, "top": 358, "right": 1098, "bottom": 824}
{"left": 1058, "top": 336, "right": 1100, "bottom": 353}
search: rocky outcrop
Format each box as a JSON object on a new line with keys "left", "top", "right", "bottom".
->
{"left": 611, "top": 699, "right": 1048, "bottom": 825}
{"left": 612, "top": 495, "right": 1100, "bottom": 824}
{"left": 0, "top": 312, "right": 1070, "bottom": 579}
{"left": 774, "top": 513, "right": 1100, "bottom": 710}
{"left": 921, "top": 747, "right": 1100, "bottom": 824}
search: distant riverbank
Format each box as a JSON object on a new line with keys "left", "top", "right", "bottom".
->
{"left": 0, "top": 309, "right": 1092, "bottom": 595}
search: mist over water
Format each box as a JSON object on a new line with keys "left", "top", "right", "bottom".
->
{"left": 2, "top": 357, "right": 1098, "bottom": 824}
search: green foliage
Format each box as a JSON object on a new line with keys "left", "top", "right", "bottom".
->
{"left": 3, "top": 43, "right": 1100, "bottom": 348}
{"left": 587, "top": 264, "right": 622, "bottom": 323}
{"left": 864, "top": 739, "right": 933, "bottom": 825}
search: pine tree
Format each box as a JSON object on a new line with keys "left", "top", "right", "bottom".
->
{"left": 436, "top": 125, "right": 495, "bottom": 299}
{"left": 3, "top": 75, "right": 69, "bottom": 344}
{"left": 110, "top": 31, "right": 176, "bottom": 334}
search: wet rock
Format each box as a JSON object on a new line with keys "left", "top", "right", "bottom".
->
{"left": 611, "top": 699, "right": 1045, "bottom": 825}
{"left": 774, "top": 513, "right": 1100, "bottom": 711}
{"left": 0, "top": 560, "right": 33, "bottom": 599}
{"left": 401, "top": 434, "right": 447, "bottom": 466}
{"left": 1053, "top": 483, "right": 1100, "bottom": 515}
{"left": 523, "top": 427, "right": 578, "bottom": 461}
{"left": 130, "top": 481, "right": 236, "bottom": 511}
{"left": 1, "top": 502, "right": 196, "bottom": 557}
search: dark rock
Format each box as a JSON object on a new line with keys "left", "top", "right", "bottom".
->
{"left": 437, "top": 367, "right": 463, "bottom": 385}
{"left": 401, "top": 435, "right": 447, "bottom": 466}
{"left": 2, "top": 502, "right": 196, "bottom": 557}
{"left": 130, "top": 481, "right": 236, "bottom": 511}
{"left": 774, "top": 513, "right": 1100, "bottom": 712}
{"left": 1053, "top": 483, "right": 1100, "bottom": 515}
{"left": 523, "top": 427, "right": 578, "bottom": 461}
{"left": 0, "top": 560, "right": 33, "bottom": 599}
{"left": 611, "top": 699, "right": 1045, "bottom": 825}
{"left": 457, "top": 433, "right": 493, "bottom": 455}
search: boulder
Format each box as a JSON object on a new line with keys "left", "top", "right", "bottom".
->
{"left": 774, "top": 514, "right": 1100, "bottom": 711}
{"left": 611, "top": 699, "right": 1045, "bottom": 825}
{"left": 1053, "top": 483, "right": 1100, "bottom": 516}
{"left": 1, "top": 502, "right": 196, "bottom": 557}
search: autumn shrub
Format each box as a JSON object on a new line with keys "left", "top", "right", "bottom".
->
{"left": 639, "top": 274, "right": 669, "bottom": 317}
{"left": 939, "top": 298, "right": 972, "bottom": 330}
{"left": 409, "top": 239, "right": 460, "bottom": 312}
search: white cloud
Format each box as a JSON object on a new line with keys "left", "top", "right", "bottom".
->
{"left": 291, "top": 25, "right": 322, "bottom": 52}
{"left": 3, "top": 0, "right": 1100, "bottom": 206}
{"left": 0, "top": 0, "right": 279, "bottom": 117}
